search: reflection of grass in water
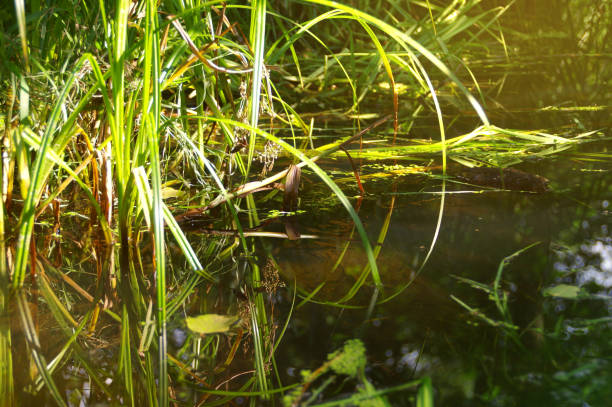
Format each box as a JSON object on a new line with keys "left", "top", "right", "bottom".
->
{"left": 447, "top": 240, "right": 612, "bottom": 405}
{"left": 1, "top": 0, "right": 609, "bottom": 405}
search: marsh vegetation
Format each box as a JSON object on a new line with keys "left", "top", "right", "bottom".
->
{"left": 1, "top": 0, "right": 611, "bottom": 405}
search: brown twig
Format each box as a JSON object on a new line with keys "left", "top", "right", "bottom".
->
{"left": 339, "top": 146, "right": 365, "bottom": 196}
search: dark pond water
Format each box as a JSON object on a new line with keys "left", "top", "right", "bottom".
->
{"left": 256, "top": 3, "right": 612, "bottom": 404}
{"left": 267, "top": 148, "right": 612, "bottom": 405}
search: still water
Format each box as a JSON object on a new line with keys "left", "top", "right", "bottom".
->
{"left": 260, "top": 3, "right": 612, "bottom": 404}
{"left": 269, "top": 148, "right": 611, "bottom": 405}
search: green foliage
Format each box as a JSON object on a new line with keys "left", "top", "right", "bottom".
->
{"left": 185, "top": 314, "right": 240, "bottom": 335}
{"left": 542, "top": 284, "right": 583, "bottom": 299}
{"left": 451, "top": 243, "right": 542, "bottom": 338}
{"left": 0, "top": 0, "right": 607, "bottom": 405}
{"left": 282, "top": 339, "right": 420, "bottom": 407}
{"left": 327, "top": 338, "right": 366, "bottom": 378}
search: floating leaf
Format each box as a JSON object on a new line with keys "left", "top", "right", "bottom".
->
{"left": 185, "top": 314, "right": 240, "bottom": 335}
{"left": 543, "top": 284, "right": 582, "bottom": 299}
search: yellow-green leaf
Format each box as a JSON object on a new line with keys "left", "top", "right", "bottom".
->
{"left": 542, "top": 284, "right": 582, "bottom": 299}
{"left": 161, "top": 187, "right": 185, "bottom": 199}
{"left": 185, "top": 314, "right": 240, "bottom": 335}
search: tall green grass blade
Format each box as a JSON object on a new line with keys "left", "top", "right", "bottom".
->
{"left": 144, "top": 0, "right": 167, "bottom": 403}
{"left": 0, "top": 161, "right": 11, "bottom": 407}
{"left": 0, "top": 70, "right": 12, "bottom": 404}
{"left": 248, "top": 0, "right": 267, "bottom": 174}
{"left": 416, "top": 377, "right": 434, "bottom": 407}
{"left": 18, "top": 75, "right": 29, "bottom": 123}
{"left": 112, "top": 0, "right": 131, "bottom": 198}
{"left": 119, "top": 305, "right": 135, "bottom": 407}
{"left": 13, "top": 0, "right": 28, "bottom": 72}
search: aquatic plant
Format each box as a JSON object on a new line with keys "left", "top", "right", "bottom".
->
{"left": 283, "top": 339, "right": 426, "bottom": 406}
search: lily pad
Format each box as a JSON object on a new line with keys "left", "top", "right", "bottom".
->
{"left": 186, "top": 314, "right": 240, "bottom": 335}
{"left": 542, "top": 284, "right": 582, "bottom": 299}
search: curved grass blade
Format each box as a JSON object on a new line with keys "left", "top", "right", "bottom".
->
{"left": 269, "top": 12, "right": 304, "bottom": 87}
{"left": 358, "top": 20, "right": 399, "bottom": 138}
{"left": 333, "top": 195, "right": 395, "bottom": 305}
{"left": 376, "top": 58, "right": 448, "bottom": 305}
{"left": 412, "top": 57, "right": 447, "bottom": 272}
{"left": 250, "top": 299, "right": 270, "bottom": 397}
{"left": 163, "top": 205, "right": 216, "bottom": 281}
{"left": 207, "top": 118, "right": 383, "bottom": 289}
{"left": 265, "top": 10, "right": 359, "bottom": 111}
{"left": 300, "top": 0, "right": 490, "bottom": 125}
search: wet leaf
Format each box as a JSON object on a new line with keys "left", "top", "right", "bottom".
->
{"left": 543, "top": 284, "right": 582, "bottom": 299}
{"left": 161, "top": 187, "right": 185, "bottom": 199}
{"left": 327, "top": 339, "right": 366, "bottom": 377}
{"left": 185, "top": 314, "right": 240, "bottom": 335}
